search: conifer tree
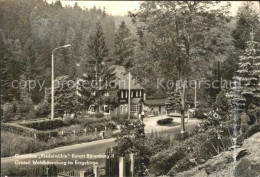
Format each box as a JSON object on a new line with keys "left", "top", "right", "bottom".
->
{"left": 114, "top": 21, "right": 135, "bottom": 69}
{"left": 54, "top": 75, "right": 80, "bottom": 117}
{"left": 79, "top": 22, "right": 116, "bottom": 112}
{"left": 232, "top": 32, "right": 260, "bottom": 111}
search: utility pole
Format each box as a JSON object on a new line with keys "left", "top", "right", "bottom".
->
{"left": 194, "top": 80, "right": 197, "bottom": 111}
{"left": 180, "top": 82, "right": 186, "bottom": 133}
{"left": 51, "top": 52, "right": 54, "bottom": 120}
{"left": 128, "top": 71, "right": 131, "bottom": 120}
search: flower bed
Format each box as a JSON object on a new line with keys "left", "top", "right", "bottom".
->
{"left": 157, "top": 118, "right": 173, "bottom": 125}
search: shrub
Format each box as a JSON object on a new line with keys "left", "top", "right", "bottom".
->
{"left": 195, "top": 107, "right": 211, "bottom": 119}
{"left": 1, "top": 122, "right": 60, "bottom": 142}
{"left": 168, "top": 157, "right": 196, "bottom": 175}
{"left": 148, "top": 133, "right": 207, "bottom": 175}
{"left": 18, "top": 99, "right": 35, "bottom": 119}
{"left": 4, "top": 168, "right": 28, "bottom": 177}
{"left": 146, "top": 130, "right": 234, "bottom": 175}
{"left": 1, "top": 130, "right": 111, "bottom": 157}
{"left": 173, "top": 131, "right": 190, "bottom": 140}
{"left": 20, "top": 119, "right": 68, "bottom": 130}
{"left": 145, "top": 132, "right": 176, "bottom": 154}
{"left": 37, "top": 130, "right": 59, "bottom": 142}
{"left": 86, "top": 121, "right": 117, "bottom": 132}
{"left": 2, "top": 103, "right": 15, "bottom": 122}
{"left": 111, "top": 115, "right": 131, "bottom": 125}
{"left": 35, "top": 100, "right": 50, "bottom": 118}
{"left": 213, "top": 91, "right": 230, "bottom": 118}
{"left": 95, "top": 112, "right": 104, "bottom": 118}
{"left": 1, "top": 123, "right": 37, "bottom": 137}
{"left": 150, "top": 147, "right": 186, "bottom": 175}
{"left": 1, "top": 131, "right": 44, "bottom": 157}
{"left": 244, "top": 123, "right": 260, "bottom": 138}
{"left": 64, "top": 117, "right": 81, "bottom": 125}
{"left": 157, "top": 118, "right": 173, "bottom": 125}
{"left": 45, "top": 131, "right": 102, "bottom": 148}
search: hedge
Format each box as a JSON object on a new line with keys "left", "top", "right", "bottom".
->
{"left": 3, "top": 117, "right": 117, "bottom": 142}
{"left": 1, "top": 123, "right": 59, "bottom": 141}
{"left": 19, "top": 117, "right": 114, "bottom": 131}
{"left": 86, "top": 121, "right": 117, "bottom": 131}
{"left": 1, "top": 123, "right": 37, "bottom": 137}
{"left": 20, "top": 119, "right": 68, "bottom": 130}
{"left": 157, "top": 118, "right": 173, "bottom": 125}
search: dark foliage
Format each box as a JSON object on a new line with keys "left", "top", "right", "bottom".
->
{"left": 157, "top": 118, "right": 173, "bottom": 125}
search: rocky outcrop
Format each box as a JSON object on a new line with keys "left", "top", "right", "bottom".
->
{"left": 175, "top": 132, "right": 260, "bottom": 177}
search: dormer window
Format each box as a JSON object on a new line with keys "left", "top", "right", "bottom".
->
{"left": 125, "top": 90, "right": 128, "bottom": 98}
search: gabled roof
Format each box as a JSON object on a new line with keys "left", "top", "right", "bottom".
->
{"left": 144, "top": 99, "right": 166, "bottom": 106}
{"left": 111, "top": 65, "right": 144, "bottom": 90}
{"left": 131, "top": 98, "right": 143, "bottom": 104}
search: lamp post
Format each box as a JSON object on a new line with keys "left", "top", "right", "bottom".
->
{"left": 128, "top": 70, "right": 131, "bottom": 120}
{"left": 194, "top": 80, "right": 197, "bottom": 111}
{"left": 51, "top": 44, "right": 71, "bottom": 120}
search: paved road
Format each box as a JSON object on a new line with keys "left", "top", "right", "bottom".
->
{"left": 144, "top": 115, "right": 200, "bottom": 133}
{"left": 1, "top": 117, "right": 200, "bottom": 172}
{"left": 1, "top": 138, "right": 117, "bottom": 172}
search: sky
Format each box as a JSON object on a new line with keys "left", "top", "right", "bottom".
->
{"left": 46, "top": 1, "right": 260, "bottom": 16}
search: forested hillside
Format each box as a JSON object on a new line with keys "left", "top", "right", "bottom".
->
{"left": 0, "top": 0, "right": 116, "bottom": 103}
{"left": 1, "top": 0, "right": 259, "bottom": 108}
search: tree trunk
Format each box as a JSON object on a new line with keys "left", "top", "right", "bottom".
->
{"left": 180, "top": 79, "right": 186, "bottom": 133}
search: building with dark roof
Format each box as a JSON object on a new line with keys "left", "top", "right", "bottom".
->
{"left": 143, "top": 98, "right": 166, "bottom": 115}
{"left": 89, "top": 65, "right": 146, "bottom": 118}
{"left": 111, "top": 65, "right": 145, "bottom": 118}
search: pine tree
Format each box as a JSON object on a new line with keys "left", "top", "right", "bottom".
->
{"left": 165, "top": 90, "right": 182, "bottom": 114}
{"left": 54, "top": 75, "right": 80, "bottom": 117}
{"left": 79, "top": 22, "right": 116, "bottom": 112}
{"left": 114, "top": 21, "right": 135, "bottom": 69}
{"left": 232, "top": 2, "right": 259, "bottom": 50}
{"left": 78, "top": 73, "right": 96, "bottom": 109}
{"left": 0, "top": 30, "right": 17, "bottom": 103}
{"left": 232, "top": 32, "right": 260, "bottom": 111}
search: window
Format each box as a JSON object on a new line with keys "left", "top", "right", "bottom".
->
{"left": 110, "top": 81, "right": 116, "bottom": 88}
{"left": 121, "top": 91, "right": 124, "bottom": 98}
{"left": 88, "top": 105, "right": 95, "bottom": 114}
{"left": 121, "top": 105, "right": 124, "bottom": 114}
{"left": 104, "top": 105, "right": 109, "bottom": 113}
{"left": 125, "top": 90, "right": 128, "bottom": 98}
{"left": 125, "top": 105, "right": 128, "bottom": 113}
{"left": 139, "top": 90, "right": 142, "bottom": 97}
{"left": 131, "top": 91, "right": 133, "bottom": 97}
{"left": 130, "top": 105, "right": 137, "bottom": 112}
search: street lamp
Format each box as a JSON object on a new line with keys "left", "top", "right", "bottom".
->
{"left": 128, "top": 70, "right": 131, "bottom": 120}
{"left": 51, "top": 44, "right": 71, "bottom": 120}
{"left": 128, "top": 68, "right": 133, "bottom": 120}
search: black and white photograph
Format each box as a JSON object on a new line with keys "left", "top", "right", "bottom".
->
{"left": 1, "top": 0, "right": 260, "bottom": 176}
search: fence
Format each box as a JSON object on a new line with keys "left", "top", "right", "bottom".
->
{"left": 105, "top": 146, "right": 141, "bottom": 177}
{"left": 2, "top": 164, "right": 99, "bottom": 177}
